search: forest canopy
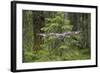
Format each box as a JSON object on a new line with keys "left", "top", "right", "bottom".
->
{"left": 22, "top": 10, "right": 91, "bottom": 63}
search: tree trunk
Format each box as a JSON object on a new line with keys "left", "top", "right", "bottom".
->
{"left": 80, "top": 13, "right": 91, "bottom": 49}
{"left": 32, "top": 11, "right": 45, "bottom": 51}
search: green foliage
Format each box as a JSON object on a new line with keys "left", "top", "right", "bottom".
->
{"left": 23, "top": 11, "right": 91, "bottom": 62}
